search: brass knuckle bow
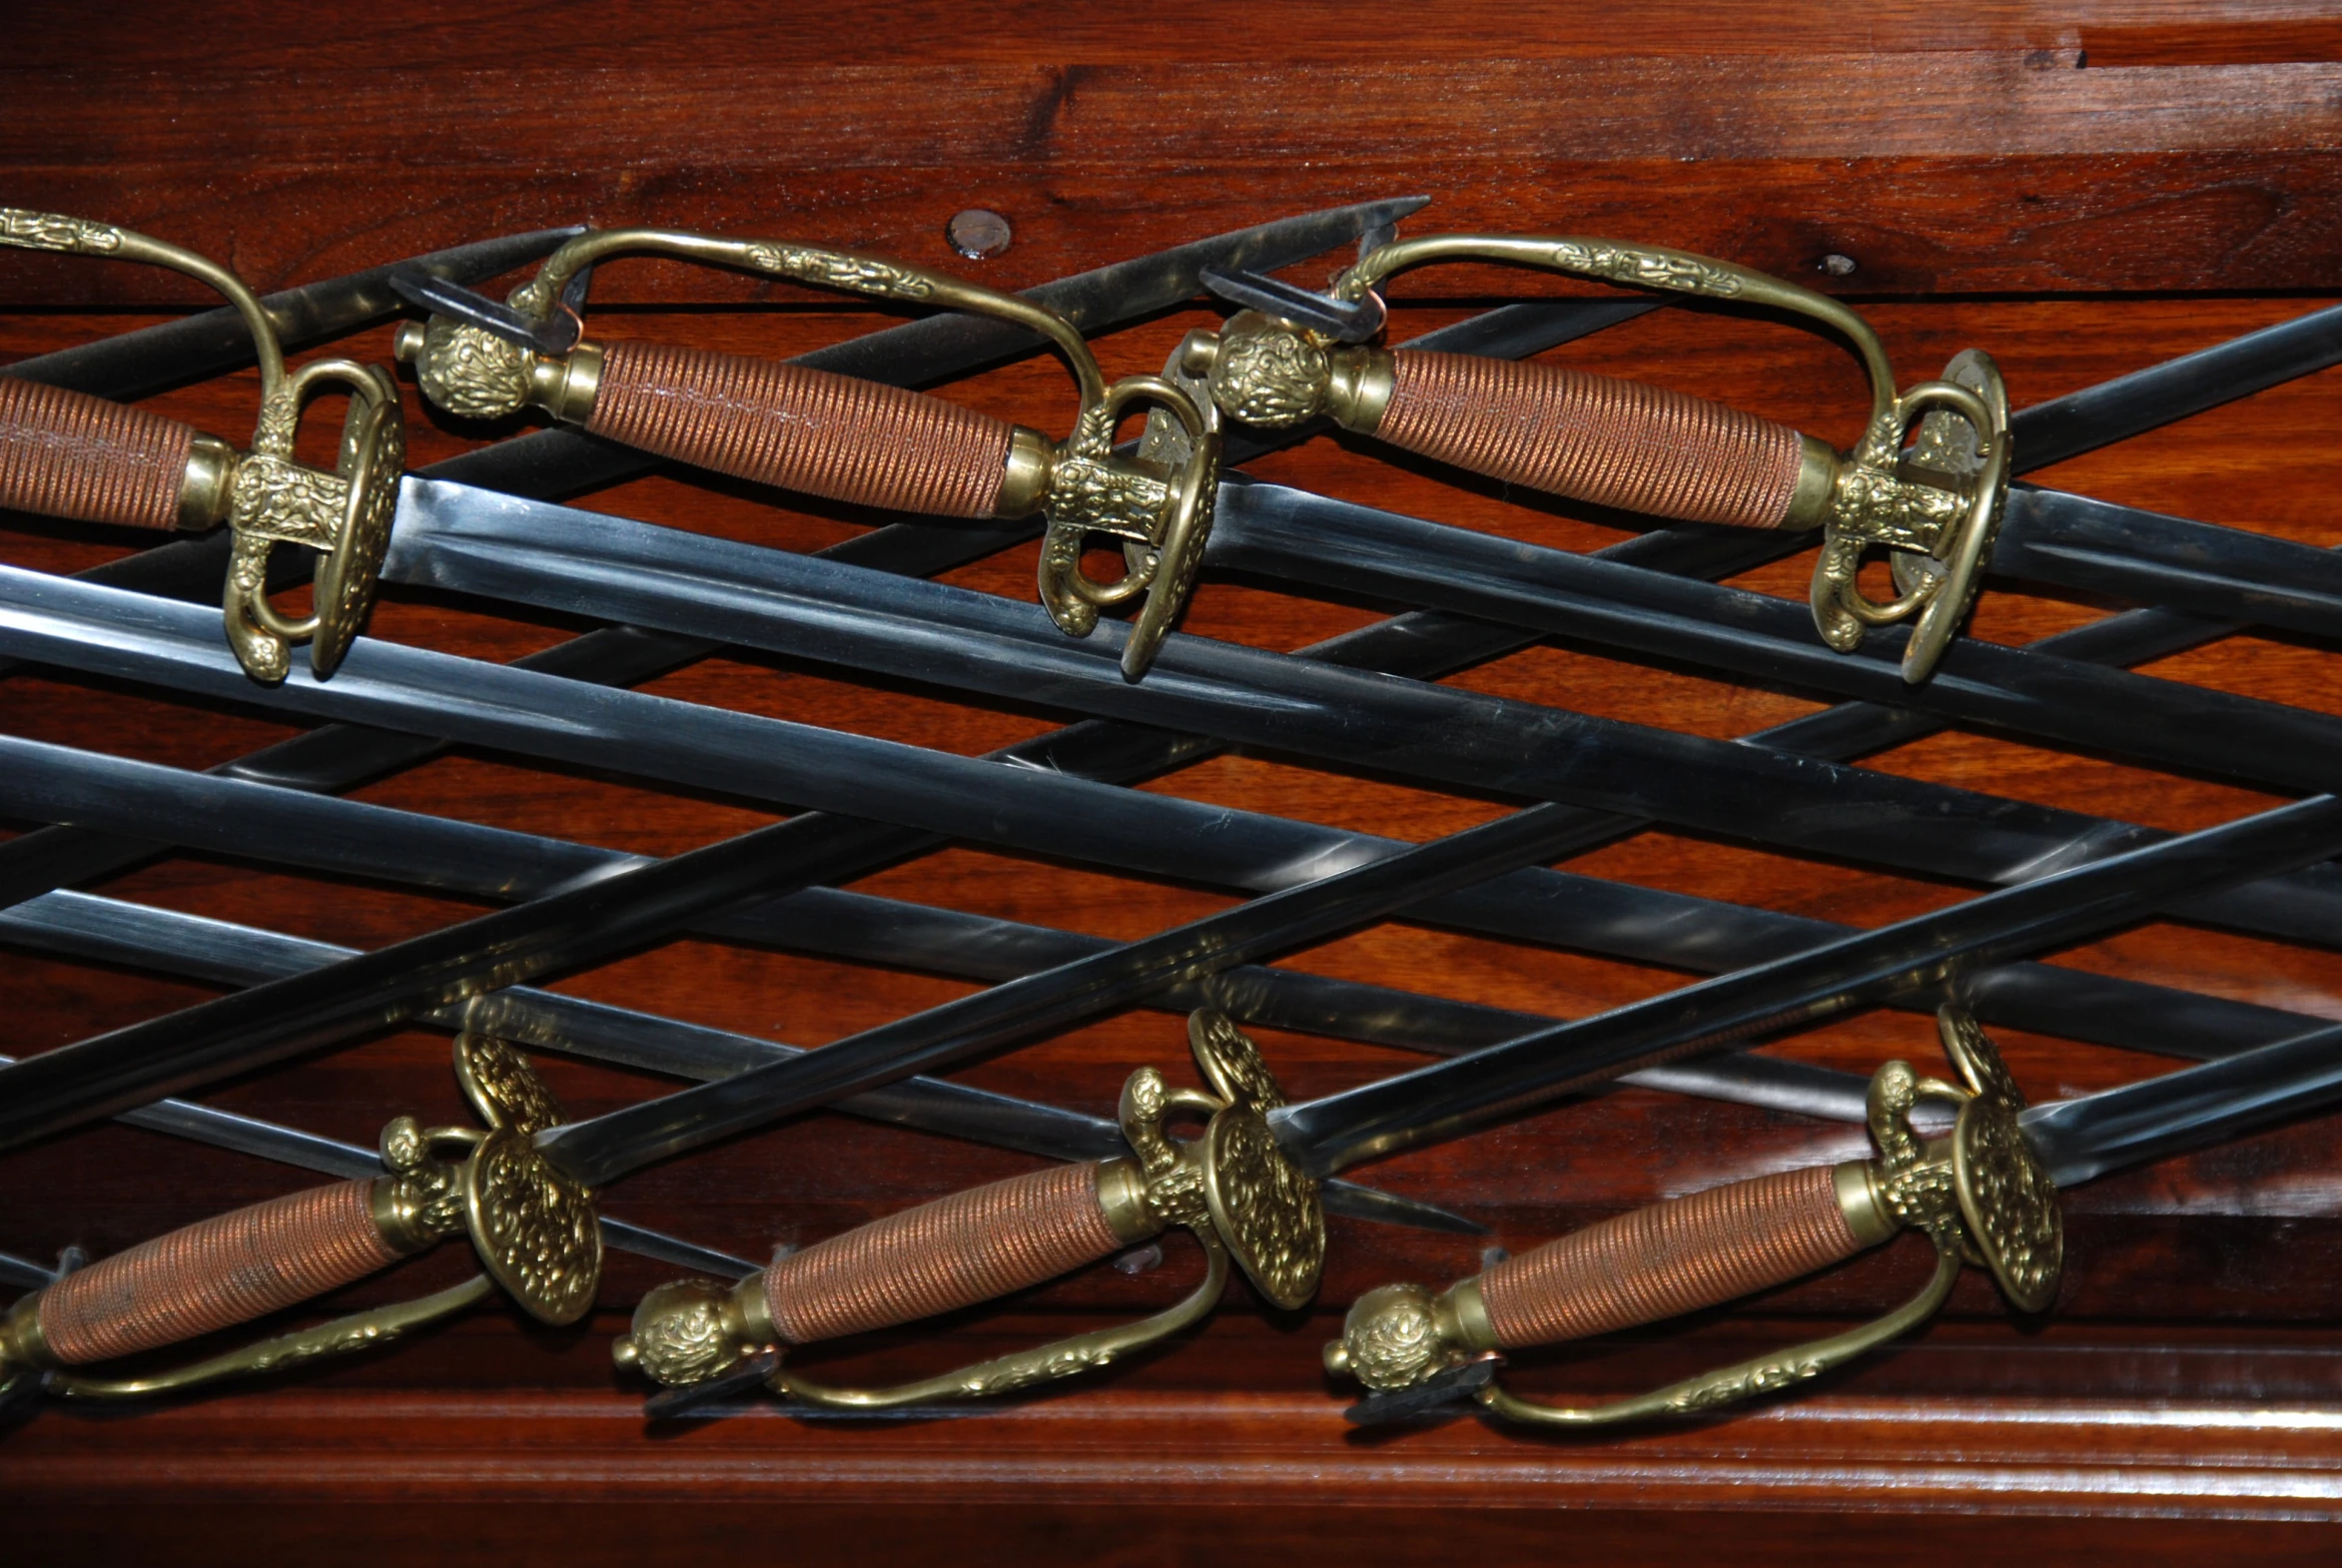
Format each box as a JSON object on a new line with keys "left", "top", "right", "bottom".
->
{"left": 0, "top": 209, "right": 403, "bottom": 683}
{"left": 1188, "top": 232, "right": 2008, "bottom": 684}
{"left": 1330, "top": 1006, "right": 2060, "bottom": 1429}
{"left": 0, "top": 1035, "right": 598, "bottom": 1402}
{"left": 613, "top": 1010, "right": 1323, "bottom": 1411}
{"left": 393, "top": 228, "right": 1221, "bottom": 682}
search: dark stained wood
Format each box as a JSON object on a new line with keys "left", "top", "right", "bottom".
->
{"left": 8, "top": 3, "right": 2342, "bottom": 1556}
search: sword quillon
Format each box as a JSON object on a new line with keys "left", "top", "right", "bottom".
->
{"left": 1331, "top": 1007, "right": 2062, "bottom": 1428}
{"left": 615, "top": 1011, "right": 1321, "bottom": 1410}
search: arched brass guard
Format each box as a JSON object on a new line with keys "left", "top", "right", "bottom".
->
{"left": 1473, "top": 1234, "right": 1961, "bottom": 1429}
{"left": 43, "top": 1275, "right": 495, "bottom": 1402}
{"left": 775, "top": 1234, "right": 1230, "bottom": 1410}
{"left": 1210, "top": 232, "right": 2007, "bottom": 683}
{"left": 1037, "top": 372, "right": 1223, "bottom": 682}
{"left": 224, "top": 358, "right": 405, "bottom": 681}
{"left": 0, "top": 208, "right": 404, "bottom": 683}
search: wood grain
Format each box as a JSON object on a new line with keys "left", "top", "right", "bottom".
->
{"left": 7, "top": 2, "right": 2342, "bottom": 1553}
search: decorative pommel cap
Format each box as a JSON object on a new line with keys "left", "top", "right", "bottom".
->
{"left": 1327, "top": 1280, "right": 1492, "bottom": 1391}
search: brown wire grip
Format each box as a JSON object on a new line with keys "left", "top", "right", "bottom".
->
{"left": 1182, "top": 234, "right": 2009, "bottom": 682}
{"left": 1328, "top": 1005, "right": 2060, "bottom": 1428}
{"left": 0, "top": 1035, "right": 597, "bottom": 1402}
{"left": 0, "top": 209, "right": 404, "bottom": 682}
{"left": 613, "top": 1010, "right": 1323, "bottom": 1411}
{"left": 394, "top": 229, "right": 1219, "bottom": 680}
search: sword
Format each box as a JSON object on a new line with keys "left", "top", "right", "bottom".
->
{"left": 1195, "top": 230, "right": 2342, "bottom": 679}
{"left": 603, "top": 785, "right": 2342, "bottom": 1411}
{"left": 2, "top": 227, "right": 581, "bottom": 400}
{"left": 1327, "top": 1005, "right": 2342, "bottom": 1429}
{"left": 0, "top": 1032, "right": 600, "bottom": 1403}
{"left": 0, "top": 209, "right": 408, "bottom": 680}
{"left": 387, "top": 213, "right": 1410, "bottom": 679}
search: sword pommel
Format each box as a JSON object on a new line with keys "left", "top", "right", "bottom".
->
{"left": 1333, "top": 1006, "right": 2062, "bottom": 1430}
{"left": 0, "top": 1035, "right": 597, "bottom": 1402}
{"left": 617, "top": 1011, "right": 1321, "bottom": 1412}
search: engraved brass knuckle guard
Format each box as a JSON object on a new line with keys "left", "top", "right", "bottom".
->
{"left": 1199, "top": 233, "right": 2008, "bottom": 683}
{"left": 395, "top": 228, "right": 1222, "bottom": 682}
{"left": 0, "top": 209, "right": 404, "bottom": 683}
{"left": 1333, "top": 1007, "right": 2060, "bottom": 1428}
{"left": 0, "top": 1036, "right": 599, "bottom": 1401}
{"left": 614, "top": 1011, "right": 1323, "bottom": 1411}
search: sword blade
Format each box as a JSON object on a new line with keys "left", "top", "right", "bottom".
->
{"left": 1270, "top": 794, "right": 2342, "bottom": 1177}
{"left": 2022, "top": 1021, "right": 2342, "bottom": 1187}
{"left": 377, "top": 478, "right": 2342, "bottom": 941}
{"left": 0, "top": 228, "right": 584, "bottom": 399}
{"left": 4, "top": 727, "right": 2322, "bottom": 1103}
{"left": 0, "top": 888, "right": 1476, "bottom": 1235}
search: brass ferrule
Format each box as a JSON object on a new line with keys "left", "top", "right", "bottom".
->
{"left": 175, "top": 434, "right": 239, "bottom": 531}
{"left": 1441, "top": 1274, "right": 1499, "bottom": 1355}
{"left": 1093, "top": 1156, "right": 1165, "bottom": 1246}
{"left": 0, "top": 1288, "right": 56, "bottom": 1373}
{"left": 729, "top": 1269, "right": 780, "bottom": 1350}
{"left": 994, "top": 425, "right": 1058, "bottom": 517}
{"left": 529, "top": 342, "right": 603, "bottom": 424}
{"left": 1322, "top": 345, "right": 1396, "bottom": 433}
{"left": 1781, "top": 434, "right": 1841, "bottom": 531}
{"left": 1833, "top": 1159, "right": 1900, "bottom": 1247}
{"left": 367, "top": 1173, "right": 449, "bottom": 1256}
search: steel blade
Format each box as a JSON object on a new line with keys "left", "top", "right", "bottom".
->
{"left": 2012, "top": 300, "right": 2342, "bottom": 472}
{"left": 535, "top": 801, "right": 1613, "bottom": 1186}
{"left": 0, "top": 227, "right": 584, "bottom": 399}
{"left": 0, "top": 888, "right": 1473, "bottom": 1235}
{"left": 2021, "top": 1022, "right": 2342, "bottom": 1187}
{"left": 1269, "top": 793, "right": 2342, "bottom": 1177}
{"left": 1989, "top": 483, "right": 2342, "bottom": 638}
{"left": 5, "top": 728, "right": 2324, "bottom": 1098}
{"left": 374, "top": 478, "right": 2342, "bottom": 929}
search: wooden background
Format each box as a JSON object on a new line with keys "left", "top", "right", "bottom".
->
{"left": 8, "top": 1, "right": 2342, "bottom": 1559}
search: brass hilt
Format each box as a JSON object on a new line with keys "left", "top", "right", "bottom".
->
{"left": 0, "top": 1034, "right": 598, "bottom": 1403}
{"left": 613, "top": 1009, "right": 1324, "bottom": 1410}
{"left": 1183, "top": 234, "right": 2010, "bottom": 683}
{"left": 393, "top": 229, "right": 1220, "bottom": 680}
{"left": 1328, "top": 1006, "right": 2061, "bottom": 1428}
{"left": 0, "top": 209, "right": 404, "bottom": 683}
